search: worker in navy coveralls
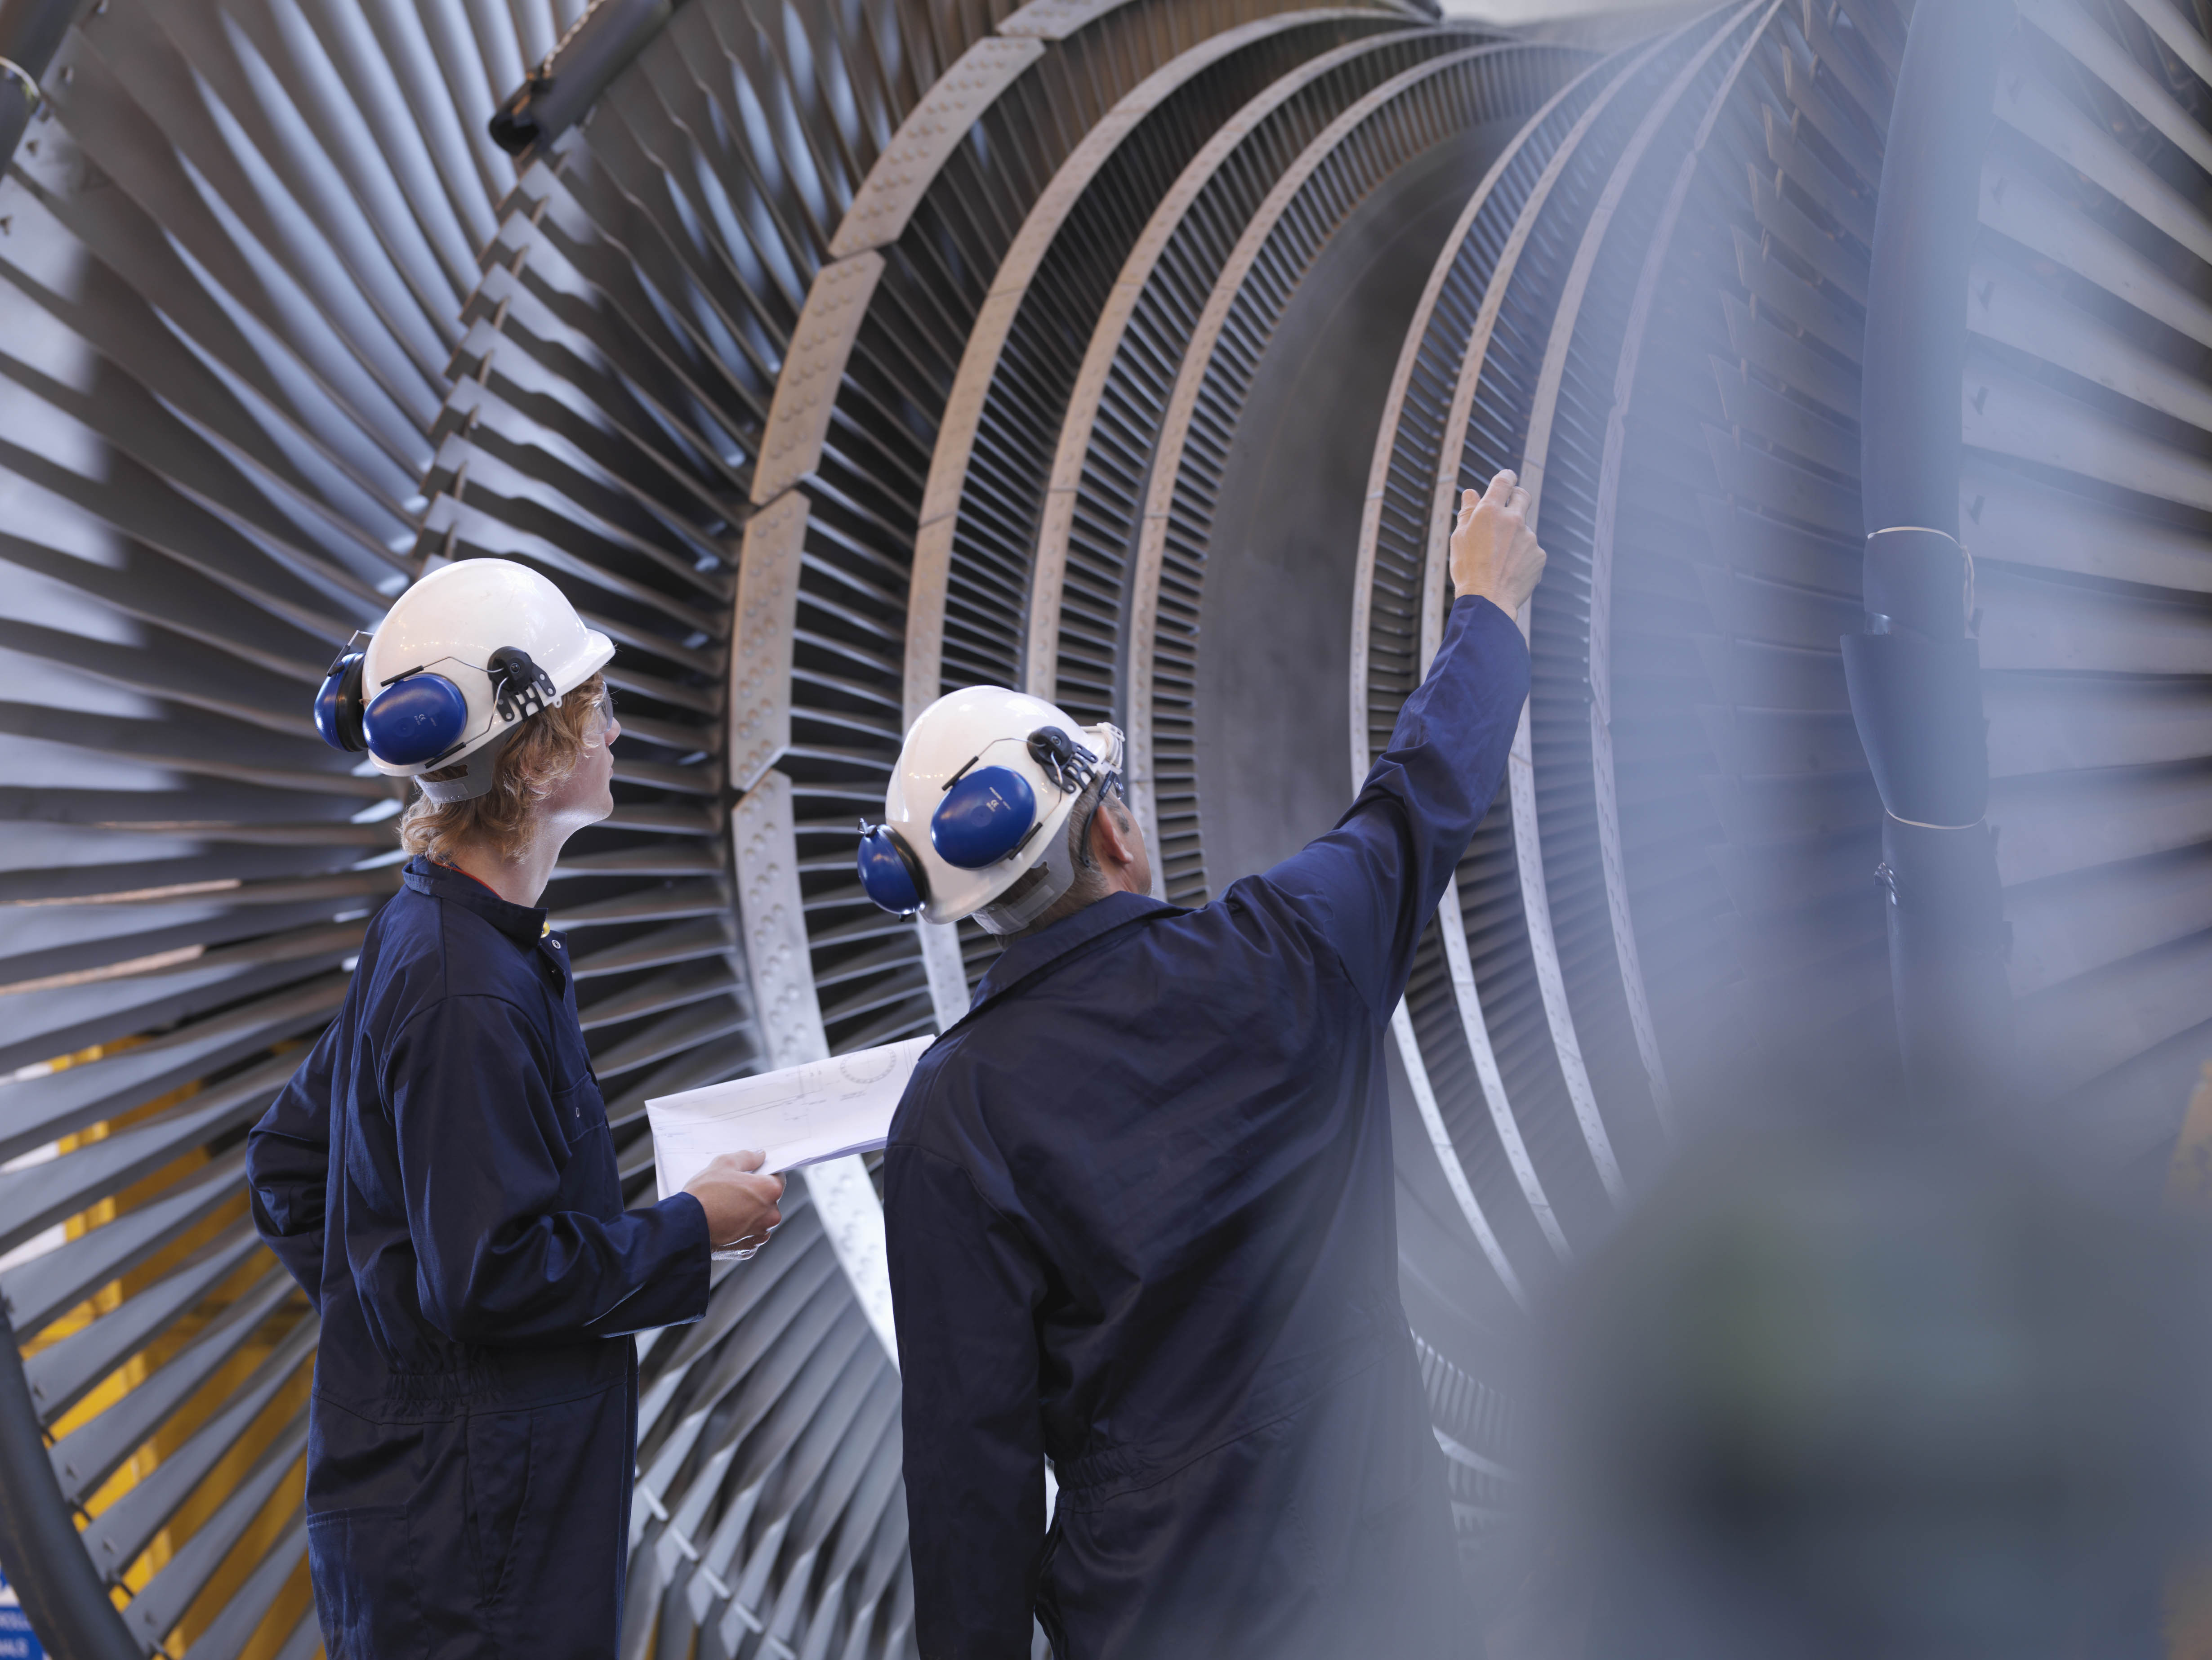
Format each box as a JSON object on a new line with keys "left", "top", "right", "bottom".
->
{"left": 874, "top": 472, "right": 1546, "bottom": 1658}
{"left": 246, "top": 560, "right": 787, "bottom": 1659}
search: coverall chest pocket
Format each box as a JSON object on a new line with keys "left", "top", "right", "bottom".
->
{"left": 546, "top": 1003, "right": 603, "bottom": 1149}
{"left": 551, "top": 1074, "right": 622, "bottom": 1218}
{"left": 551, "top": 1074, "right": 607, "bottom": 1148}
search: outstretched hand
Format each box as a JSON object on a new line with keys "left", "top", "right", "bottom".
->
{"left": 683, "top": 1150, "right": 785, "bottom": 1252}
{"left": 1449, "top": 469, "right": 1547, "bottom": 617}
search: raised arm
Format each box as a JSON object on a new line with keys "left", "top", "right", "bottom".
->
{"left": 387, "top": 994, "right": 711, "bottom": 1344}
{"left": 1260, "top": 470, "right": 1543, "bottom": 1019}
{"left": 883, "top": 1139, "right": 1052, "bottom": 1660}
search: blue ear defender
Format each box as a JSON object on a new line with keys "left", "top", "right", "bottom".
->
{"left": 363, "top": 672, "right": 473, "bottom": 766}
{"left": 312, "top": 641, "right": 561, "bottom": 768}
{"left": 857, "top": 823, "right": 928, "bottom": 916}
{"left": 932, "top": 764, "right": 1040, "bottom": 870}
{"left": 860, "top": 726, "right": 1106, "bottom": 915}
{"left": 314, "top": 650, "right": 369, "bottom": 752}
{"left": 926, "top": 727, "right": 1102, "bottom": 873}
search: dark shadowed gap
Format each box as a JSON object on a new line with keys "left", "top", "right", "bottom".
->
{"left": 1195, "top": 120, "right": 1524, "bottom": 888}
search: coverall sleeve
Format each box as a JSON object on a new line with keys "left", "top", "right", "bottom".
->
{"left": 883, "top": 1140, "right": 1050, "bottom": 1660}
{"left": 385, "top": 993, "right": 709, "bottom": 1345}
{"left": 246, "top": 1018, "right": 342, "bottom": 1312}
{"left": 1259, "top": 594, "right": 1530, "bottom": 1021}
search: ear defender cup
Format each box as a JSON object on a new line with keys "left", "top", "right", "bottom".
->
{"left": 932, "top": 765, "right": 1039, "bottom": 870}
{"left": 313, "top": 651, "right": 369, "bottom": 752}
{"left": 857, "top": 824, "right": 929, "bottom": 916}
{"left": 362, "top": 673, "right": 472, "bottom": 767}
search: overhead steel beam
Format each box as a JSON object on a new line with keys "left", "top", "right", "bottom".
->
{"left": 489, "top": 0, "right": 679, "bottom": 161}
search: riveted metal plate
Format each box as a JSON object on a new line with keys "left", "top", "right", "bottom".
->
{"left": 826, "top": 37, "right": 1046, "bottom": 259}
{"left": 731, "top": 781, "right": 901, "bottom": 1367}
{"left": 998, "top": 0, "right": 1132, "bottom": 41}
{"left": 805, "top": 1156, "right": 901, "bottom": 1365}
{"left": 731, "top": 773, "right": 829, "bottom": 1070}
{"left": 904, "top": 514, "right": 959, "bottom": 727}
{"left": 916, "top": 919, "right": 972, "bottom": 1030}
{"left": 729, "top": 492, "right": 810, "bottom": 794}
{"left": 750, "top": 252, "right": 886, "bottom": 505}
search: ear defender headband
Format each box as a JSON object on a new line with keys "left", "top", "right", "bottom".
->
{"left": 855, "top": 727, "right": 1112, "bottom": 918}
{"left": 313, "top": 636, "right": 559, "bottom": 790}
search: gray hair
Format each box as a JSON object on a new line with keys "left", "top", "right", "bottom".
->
{"left": 1006, "top": 770, "right": 1126, "bottom": 939}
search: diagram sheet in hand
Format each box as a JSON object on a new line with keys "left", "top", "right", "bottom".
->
{"left": 647, "top": 1035, "right": 935, "bottom": 1200}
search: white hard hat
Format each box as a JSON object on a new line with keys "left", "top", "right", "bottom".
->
{"left": 312, "top": 559, "right": 614, "bottom": 802}
{"left": 858, "top": 686, "right": 1125, "bottom": 934}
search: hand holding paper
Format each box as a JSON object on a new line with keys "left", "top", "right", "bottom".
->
{"left": 681, "top": 1151, "right": 785, "bottom": 1252}
{"left": 648, "top": 1035, "right": 934, "bottom": 1207}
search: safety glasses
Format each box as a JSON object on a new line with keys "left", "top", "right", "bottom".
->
{"left": 581, "top": 684, "right": 618, "bottom": 745}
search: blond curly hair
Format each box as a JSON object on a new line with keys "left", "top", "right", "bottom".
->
{"left": 399, "top": 673, "right": 607, "bottom": 864}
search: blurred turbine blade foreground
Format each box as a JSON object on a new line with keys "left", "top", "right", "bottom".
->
{"left": 1, "top": 0, "right": 2210, "bottom": 1656}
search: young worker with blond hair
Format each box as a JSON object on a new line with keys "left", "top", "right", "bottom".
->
{"left": 247, "top": 559, "right": 782, "bottom": 1659}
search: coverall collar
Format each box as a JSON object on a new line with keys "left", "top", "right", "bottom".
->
{"left": 402, "top": 855, "right": 549, "bottom": 945}
{"left": 970, "top": 889, "right": 1177, "bottom": 1014}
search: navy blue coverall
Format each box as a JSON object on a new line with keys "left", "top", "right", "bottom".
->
{"left": 883, "top": 595, "right": 1531, "bottom": 1659}
{"left": 246, "top": 858, "right": 711, "bottom": 1659}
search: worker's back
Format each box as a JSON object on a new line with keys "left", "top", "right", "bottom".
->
{"left": 888, "top": 884, "right": 1451, "bottom": 1657}
{"left": 885, "top": 595, "right": 1530, "bottom": 1660}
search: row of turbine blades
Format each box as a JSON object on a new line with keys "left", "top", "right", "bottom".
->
{"left": 1372, "top": 0, "right": 2212, "bottom": 1317}
{"left": 0, "top": 1, "right": 1004, "bottom": 1656}
{"left": 5, "top": 0, "right": 2211, "bottom": 1655}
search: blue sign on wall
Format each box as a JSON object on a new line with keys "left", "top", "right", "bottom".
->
{"left": 0, "top": 1562, "right": 46, "bottom": 1660}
